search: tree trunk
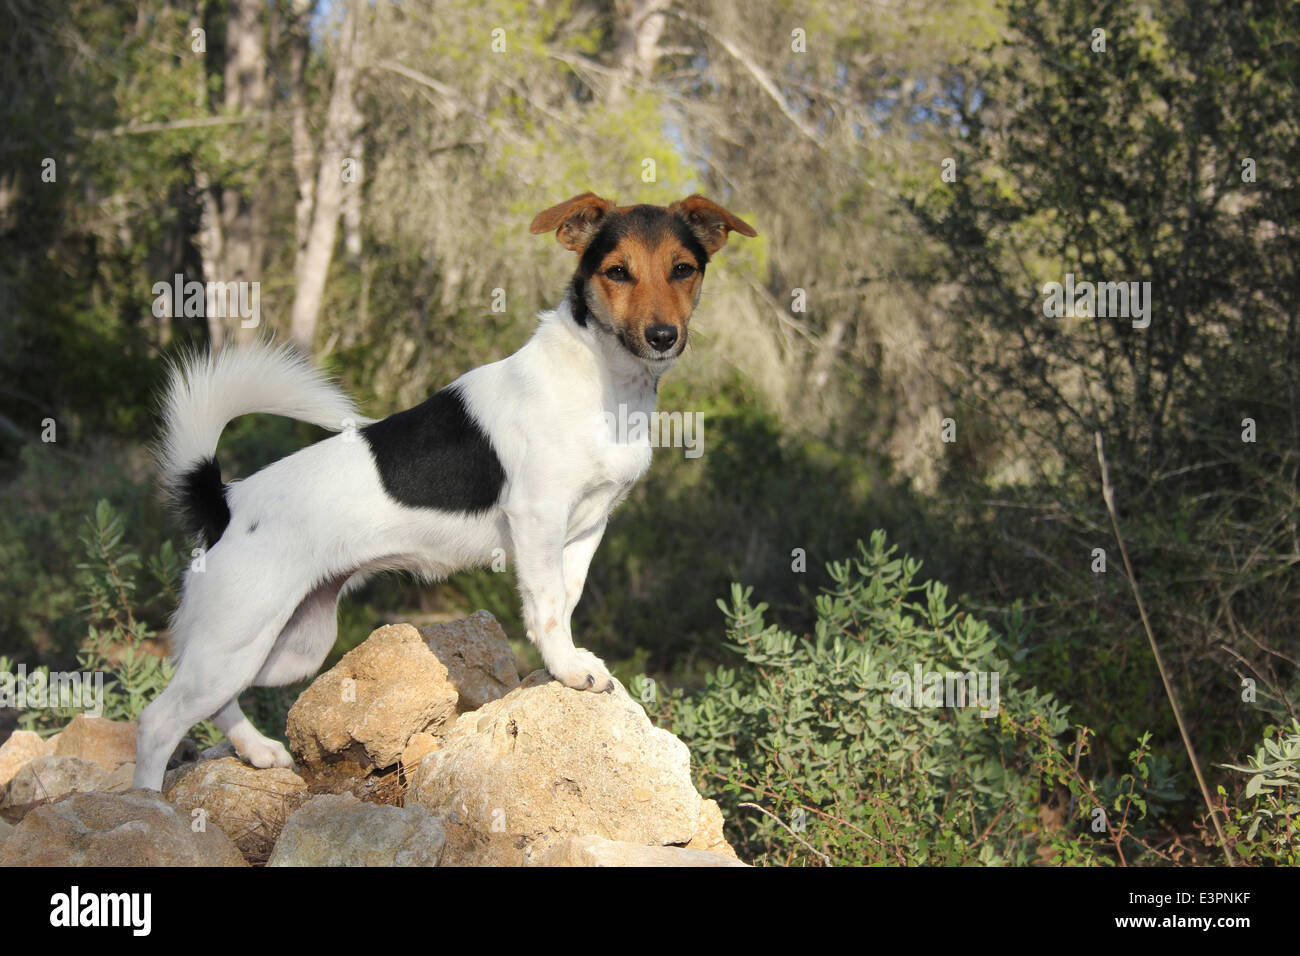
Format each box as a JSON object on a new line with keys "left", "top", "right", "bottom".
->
{"left": 288, "top": 0, "right": 317, "bottom": 258}
{"left": 194, "top": 168, "right": 226, "bottom": 350}
{"left": 609, "top": 0, "right": 668, "bottom": 103}
{"left": 342, "top": 130, "right": 363, "bottom": 267}
{"left": 221, "top": 0, "right": 270, "bottom": 345}
{"left": 290, "top": 1, "right": 362, "bottom": 353}
{"left": 190, "top": 9, "right": 224, "bottom": 350}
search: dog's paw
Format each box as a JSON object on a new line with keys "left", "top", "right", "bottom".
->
{"left": 235, "top": 735, "right": 295, "bottom": 770}
{"left": 546, "top": 647, "right": 616, "bottom": 693}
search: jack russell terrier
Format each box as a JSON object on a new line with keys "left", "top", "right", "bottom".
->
{"left": 133, "top": 192, "right": 756, "bottom": 790}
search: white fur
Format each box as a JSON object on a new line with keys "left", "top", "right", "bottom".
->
{"left": 133, "top": 299, "right": 667, "bottom": 790}
{"left": 156, "top": 341, "right": 368, "bottom": 491}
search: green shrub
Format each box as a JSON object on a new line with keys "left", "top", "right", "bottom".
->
{"left": 1219, "top": 720, "right": 1300, "bottom": 865}
{"left": 0, "top": 441, "right": 176, "bottom": 660}
{"left": 1, "top": 499, "right": 221, "bottom": 747}
{"left": 643, "top": 532, "right": 1183, "bottom": 865}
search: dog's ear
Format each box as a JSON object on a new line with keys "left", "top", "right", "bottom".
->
{"left": 668, "top": 194, "right": 757, "bottom": 257}
{"left": 530, "top": 192, "right": 616, "bottom": 253}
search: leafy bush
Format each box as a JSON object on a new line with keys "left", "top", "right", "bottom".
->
{"left": 1, "top": 500, "right": 220, "bottom": 747}
{"left": 911, "top": 0, "right": 1299, "bottom": 777}
{"left": 1219, "top": 720, "right": 1300, "bottom": 865}
{"left": 0, "top": 441, "right": 176, "bottom": 660}
{"left": 643, "top": 532, "right": 1184, "bottom": 865}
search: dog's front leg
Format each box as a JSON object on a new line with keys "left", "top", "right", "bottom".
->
{"left": 508, "top": 506, "right": 615, "bottom": 692}
{"left": 561, "top": 519, "right": 607, "bottom": 623}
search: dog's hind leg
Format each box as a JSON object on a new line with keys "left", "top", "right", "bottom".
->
{"left": 252, "top": 574, "right": 349, "bottom": 687}
{"left": 133, "top": 588, "right": 301, "bottom": 791}
{"left": 211, "top": 698, "right": 293, "bottom": 770}
{"left": 204, "top": 575, "right": 350, "bottom": 771}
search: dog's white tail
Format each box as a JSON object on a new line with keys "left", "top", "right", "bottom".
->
{"left": 156, "top": 342, "right": 367, "bottom": 540}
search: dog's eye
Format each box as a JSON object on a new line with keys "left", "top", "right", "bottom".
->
{"left": 605, "top": 266, "right": 632, "bottom": 282}
{"left": 671, "top": 263, "right": 696, "bottom": 279}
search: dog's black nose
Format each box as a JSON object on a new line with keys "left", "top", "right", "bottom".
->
{"left": 645, "top": 324, "right": 678, "bottom": 352}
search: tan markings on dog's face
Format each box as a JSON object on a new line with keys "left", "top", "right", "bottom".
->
{"left": 530, "top": 193, "right": 756, "bottom": 363}
{"left": 587, "top": 227, "right": 703, "bottom": 360}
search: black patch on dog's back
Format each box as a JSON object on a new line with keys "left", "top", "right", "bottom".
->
{"left": 361, "top": 385, "right": 506, "bottom": 513}
{"left": 179, "top": 457, "right": 231, "bottom": 548}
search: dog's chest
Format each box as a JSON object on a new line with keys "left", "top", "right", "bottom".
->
{"left": 596, "top": 429, "right": 654, "bottom": 486}
{"left": 566, "top": 432, "right": 650, "bottom": 532}
{"left": 577, "top": 385, "right": 657, "bottom": 514}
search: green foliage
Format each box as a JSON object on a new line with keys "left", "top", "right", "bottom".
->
{"left": 645, "top": 533, "right": 1202, "bottom": 865}
{"left": 0, "top": 1, "right": 209, "bottom": 453}
{"left": 639, "top": 533, "right": 1022, "bottom": 862}
{"left": 579, "top": 382, "right": 951, "bottom": 679}
{"left": 1219, "top": 720, "right": 1300, "bottom": 865}
{"left": 909, "top": 0, "right": 1300, "bottom": 777}
{"left": 1, "top": 499, "right": 219, "bottom": 748}
{"left": 1005, "top": 719, "right": 1184, "bottom": 865}
{"left": 0, "top": 441, "right": 178, "bottom": 658}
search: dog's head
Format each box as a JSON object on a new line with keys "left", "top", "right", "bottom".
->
{"left": 530, "top": 192, "right": 756, "bottom": 365}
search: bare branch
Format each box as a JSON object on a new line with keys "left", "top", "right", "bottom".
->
{"left": 1095, "top": 432, "right": 1236, "bottom": 866}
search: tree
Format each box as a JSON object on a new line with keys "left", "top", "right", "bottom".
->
{"left": 913, "top": 0, "right": 1300, "bottom": 767}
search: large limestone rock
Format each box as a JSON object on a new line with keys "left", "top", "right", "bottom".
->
{"left": 157, "top": 741, "right": 237, "bottom": 794}
{"left": 267, "top": 793, "right": 446, "bottom": 866}
{"left": 401, "top": 732, "right": 440, "bottom": 778}
{"left": 0, "top": 730, "right": 55, "bottom": 788}
{"left": 535, "top": 835, "right": 749, "bottom": 867}
{"left": 165, "top": 758, "right": 308, "bottom": 858}
{"left": 685, "top": 799, "right": 738, "bottom": 858}
{"left": 102, "top": 763, "right": 138, "bottom": 793}
{"left": 286, "top": 624, "right": 459, "bottom": 771}
{"left": 417, "top": 610, "right": 520, "bottom": 712}
{"left": 52, "top": 715, "right": 137, "bottom": 771}
{"left": 411, "top": 671, "right": 705, "bottom": 866}
{"left": 2, "top": 754, "right": 108, "bottom": 807}
{"left": 0, "top": 790, "right": 247, "bottom": 866}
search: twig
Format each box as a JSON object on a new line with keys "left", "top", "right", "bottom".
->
{"left": 737, "top": 802, "right": 831, "bottom": 865}
{"left": 1006, "top": 714, "right": 1172, "bottom": 863}
{"left": 370, "top": 59, "right": 459, "bottom": 101}
{"left": 1094, "top": 431, "right": 1235, "bottom": 866}
{"left": 657, "top": 10, "right": 825, "bottom": 151}
{"left": 81, "top": 111, "right": 294, "bottom": 140}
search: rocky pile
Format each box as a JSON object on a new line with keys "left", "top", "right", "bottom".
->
{"left": 0, "top": 611, "right": 745, "bottom": 867}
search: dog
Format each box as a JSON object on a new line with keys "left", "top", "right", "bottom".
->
{"left": 133, "top": 192, "right": 756, "bottom": 790}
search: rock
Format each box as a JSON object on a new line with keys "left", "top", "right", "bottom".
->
{"left": 286, "top": 624, "right": 458, "bottom": 771}
{"left": 169, "top": 737, "right": 202, "bottom": 767}
{"left": 52, "top": 715, "right": 137, "bottom": 771}
{"left": 418, "top": 611, "right": 520, "bottom": 712}
{"left": 0, "top": 818, "right": 11, "bottom": 843}
{"left": 102, "top": 763, "right": 137, "bottom": 793}
{"left": 0, "top": 790, "right": 247, "bottom": 866}
{"left": 401, "top": 732, "right": 440, "bottom": 778}
{"left": 165, "top": 758, "right": 307, "bottom": 858}
{"left": 199, "top": 741, "right": 237, "bottom": 761}
{"left": 267, "top": 793, "right": 445, "bottom": 866}
{"left": 163, "top": 763, "right": 197, "bottom": 794}
{"left": 535, "top": 835, "right": 750, "bottom": 867}
{"left": 158, "top": 740, "right": 237, "bottom": 794}
{"left": 2, "top": 755, "right": 108, "bottom": 807}
{"left": 684, "top": 799, "right": 739, "bottom": 858}
{"left": 411, "top": 671, "right": 703, "bottom": 866}
{"left": 0, "top": 730, "right": 54, "bottom": 788}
